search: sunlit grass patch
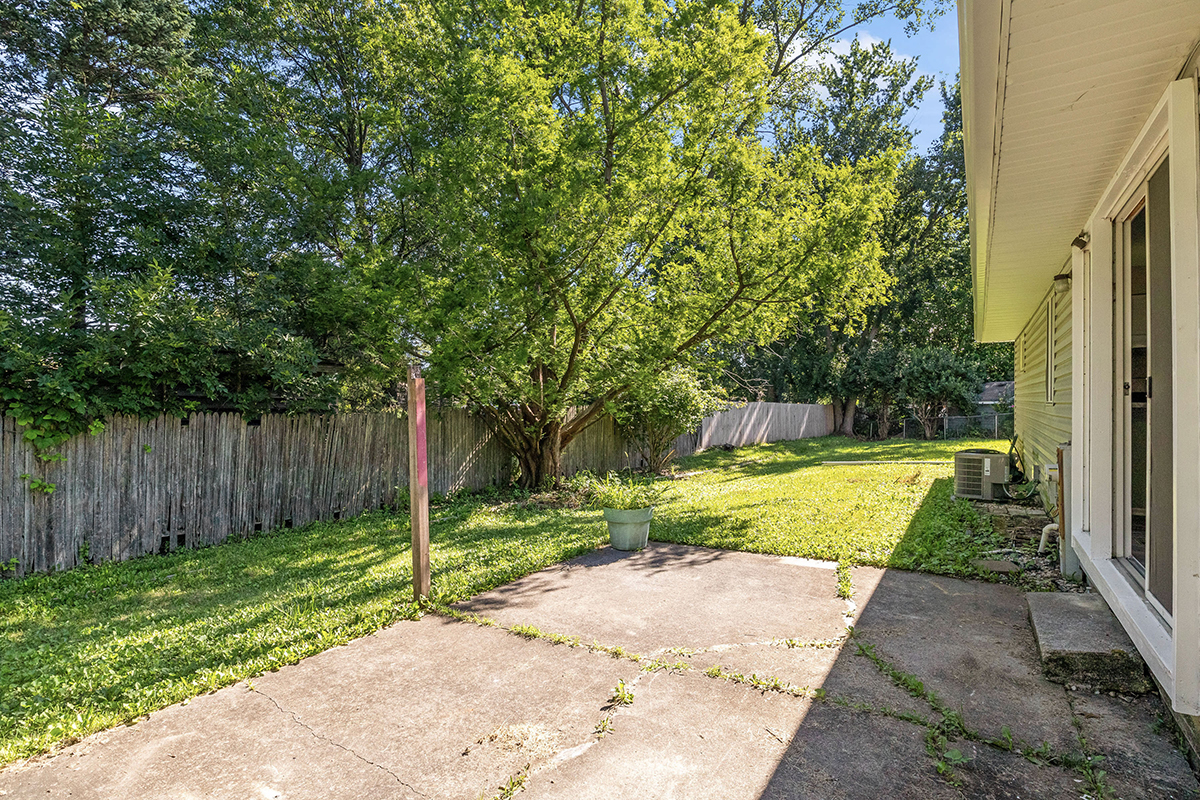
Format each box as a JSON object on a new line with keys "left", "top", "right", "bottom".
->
{"left": 0, "top": 503, "right": 605, "bottom": 765}
{"left": 654, "top": 435, "right": 1006, "bottom": 570}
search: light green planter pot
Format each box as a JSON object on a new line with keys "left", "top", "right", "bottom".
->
{"left": 602, "top": 507, "right": 654, "bottom": 551}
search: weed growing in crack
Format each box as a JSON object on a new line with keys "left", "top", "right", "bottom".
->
{"left": 826, "top": 694, "right": 930, "bottom": 727}
{"left": 594, "top": 717, "right": 614, "bottom": 736}
{"left": 836, "top": 562, "right": 854, "bottom": 599}
{"left": 1075, "top": 754, "right": 1114, "bottom": 799}
{"left": 997, "top": 725, "right": 1014, "bottom": 751}
{"left": 852, "top": 634, "right": 1124, "bottom": 795}
{"left": 433, "top": 607, "right": 651, "bottom": 671}
{"left": 702, "top": 665, "right": 816, "bottom": 699}
{"left": 593, "top": 642, "right": 637, "bottom": 660}
{"left": 855, "top": 641, "right": 929, "bottom": 700}
{"left": 664, "top": 646, "right": 698, "bottom": 657}
{"left": 1151, "top": 709, "right": 1192, "bottom": 755}
{"left": 779, "top": 636, "right": 845, "bottom": 650}
{"left": 509, "top": 624, "right": 581, "bottom": 648}
{"left": 482, "top": 764, "right": 530, "bottom": 800}
{"left": 610, "top": 680, "right": 635, "bottom": 707}
{"left": 640, "top": 658, "right": 690, "bottom": 674}
{"left": 433, "top": 605, "right": 500, "bottom": 628}
{"left": 1066, "top": 699, "right": 1117, "bottom": 800}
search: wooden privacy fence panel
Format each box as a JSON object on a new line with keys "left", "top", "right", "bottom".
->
{"left": 0, "top": 411, "right": 510, "bottom": 577}
{"left": 698, "top": 403, "right": 834, "bottom": 449}
{"left": 560, "top": 414, "right": 636, "bottom": 477}
{"left": 1, "top": 402, "right": 830, "bottom": 577}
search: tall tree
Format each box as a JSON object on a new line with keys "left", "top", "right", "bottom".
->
{"left": 0, "top": 0, "right": 194, "bottom": 329}
{"left": 722, "top": 78, "right": 1011, "bottom": 436}
{"left": 392, "top": 0, "right": 898, "bottom": 487}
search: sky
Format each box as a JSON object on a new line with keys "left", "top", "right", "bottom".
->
{"left": 837, "top": 11, "right": 962, "bottom": 153}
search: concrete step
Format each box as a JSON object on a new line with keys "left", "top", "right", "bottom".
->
{"left": 1026, "top": 592, "right": 1152, "bottom": 694}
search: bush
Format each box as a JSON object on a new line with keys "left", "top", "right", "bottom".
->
{"left": 590, "top": 474, "right": 663, "bottom": 510}
{"left": 610, "top": 366, "right": 728, "bottom": 473}
{"left": 900, "top": 348, "right": 982, "bottom": 440}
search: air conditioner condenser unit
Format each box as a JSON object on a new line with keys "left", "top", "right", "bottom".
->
{"left": 954, "top": 449, "right": 1011, "bottom": 500}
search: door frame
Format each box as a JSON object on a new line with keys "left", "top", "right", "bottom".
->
{"left": 1112, "top": 163, "right": 1172, "bottom": 624}
{"left": 1072, "top": 78, "right": 1200, "bottom": 713}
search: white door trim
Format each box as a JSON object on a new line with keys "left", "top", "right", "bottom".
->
{"left": 1167, "top": 77, "right": 1200, "bottom": 715}
{"left": 1074, "top": 78, "right": 1200, "bottom": 714}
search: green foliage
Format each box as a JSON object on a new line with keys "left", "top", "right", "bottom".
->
{"left": 18, "top": 474, "right": 56, "bottom": 494}
{"left": 0, "top": 0, "right": 193, "bottom": 104}
{"left": 887, "top": 477, "right": 1000, "bottom": 573}
{"left": 654, "top": 435, "right": 1004, "bottom": 573}
{"left": 835, "top": 561, "right": 854, "bottom": 599}
{"left": 0, "top": 499, "right": 610, "bottom": 764}
{"left": 386, "top": 0, "right": 902, "bottom": 488}
{"left": 806, "top": 38, "right": 933, "bottom": 165}
{"left": 0, "top": 0, "right": 420, "bottom": 452}
{"left": 901, "top": 346, "right": 982, "bottom": 439}
{"left": 721, "top": 80, "right": 1012, "bottom": 431}
{"left": 610, "top": 679, "right": 635, "bottom": 707}
{"left": 610, "top": 366, "right": 729, "bottom": 473}
{"left": 2, "top": 0, "right": 949, "bottom": 478}
{"left": 591, "top": 474, "right": 663, "bottom": 511}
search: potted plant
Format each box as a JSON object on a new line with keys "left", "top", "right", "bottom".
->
{"left": 592, "top": 475, "right": 663, "bottom": 551}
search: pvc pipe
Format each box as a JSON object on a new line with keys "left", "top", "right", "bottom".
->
{"left": 1039, "top": 523, "right": 1059, "bottom": 554}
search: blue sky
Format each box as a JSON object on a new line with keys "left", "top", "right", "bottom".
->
{"left": 841, "top": 11, "right": 961, "bottom": 153}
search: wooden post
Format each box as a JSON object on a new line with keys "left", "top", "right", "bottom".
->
{"left": 407, "top": 364, "right": 431, "bottom": 601}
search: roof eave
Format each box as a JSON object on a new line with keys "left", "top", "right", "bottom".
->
{"left": 958, "top": 0, "right": 1006, "bottom": 343}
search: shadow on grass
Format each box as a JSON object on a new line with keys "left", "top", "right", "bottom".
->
{"left": 649, "top": 509, "right": 759, "bottom": 555}
{"left": 886, "top": 478, "right": 1003, "bottom": 578}
{"left": 0, "top": 501, "right": 611, "bottom": 764}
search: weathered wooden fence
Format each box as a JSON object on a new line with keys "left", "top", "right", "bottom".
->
{"left": 1, "top": 402, "right": 830, "bottom": 576}
{"left": 0, "top": 411, "right": 511, "bottom": 576}
{"left": 698, "top": 402, "right": 833, "bottom": 448}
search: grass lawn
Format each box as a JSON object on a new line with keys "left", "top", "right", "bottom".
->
{"left": 0, "top": 435, "right": 1007, "bottom": 765}
{"left": 656, "top": 435, "right": 1009, "bottom": 573}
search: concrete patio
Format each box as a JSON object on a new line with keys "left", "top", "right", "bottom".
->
{"left": 2, "top": 543, "right": 1196, "bottom": 799}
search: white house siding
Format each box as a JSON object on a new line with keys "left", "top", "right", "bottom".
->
{"left": 1014, "top": 283, "right": 1072, "bottom": 509}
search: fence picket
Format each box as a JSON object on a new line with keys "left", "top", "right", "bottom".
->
{"left": 0, "top": 402, "right": 830, "bottom": 575}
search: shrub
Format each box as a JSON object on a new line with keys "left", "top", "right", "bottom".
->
{"left": 610, "top": 366, "right": 728, "bottom": 473}
{"left": 590, "top": 474, "right": 663, "bottom": 510}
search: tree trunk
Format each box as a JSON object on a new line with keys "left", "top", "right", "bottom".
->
{"left": 511, "top": 421, "right": 564, "bottom": 490}
{"left": 832, "top": 397, "right": 857, "bottom": 437}
{"left": 876, "top": 400, "right": 892, "bottom": 440}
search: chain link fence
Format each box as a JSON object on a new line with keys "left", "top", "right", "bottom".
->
{"left": 899, "top": 413, "right": 1014, "bottom": 440}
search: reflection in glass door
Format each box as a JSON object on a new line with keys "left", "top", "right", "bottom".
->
{"left": 1117, "top": 155, "right": 1173, "bottom": 619}
{"left": 1128, "top": 208, "right": 1147, "bottom": 569}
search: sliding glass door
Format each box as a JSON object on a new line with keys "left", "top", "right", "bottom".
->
{"left": 1115, "top": 155, "right": 1173, "bottom": 619}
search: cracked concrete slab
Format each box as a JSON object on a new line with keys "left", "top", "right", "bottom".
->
{"left": 1069, "top": 690, "right": 1200, "bottom": 799}
{"left": 453, "top": 543, "right": 848, "bottom": 655}
{"left": 760, "top": 702, "right": 961, "bottom": 800}
{"left": 847, "top": 569, "right": 1081, "bottom": 755}
{"left": 819, "top": 644, "right": 937, "bottom": 720}
{"left": 687, "top": 640, "right": 843, "bottom": 692}
{"left": 952, "top": 744, "right": 1090, "bottom": 800}
{"left": 5, "top": 545, "right": 1196, "bottom": 800}
{"left": 1, "top": 687, "right": 408, "bottom": 800}
{"left": 0, "top": 616, "right": 636, "bottom": 800}
{"left": 521, "top": 669, "right": 814, "bottom": 800}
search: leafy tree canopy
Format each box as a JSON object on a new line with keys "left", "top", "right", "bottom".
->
{"left": 387, "top": 0, "right": 900, "bottom": 486}
{"left": 0, "top": 0, "right": 965, "bottom": 476}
